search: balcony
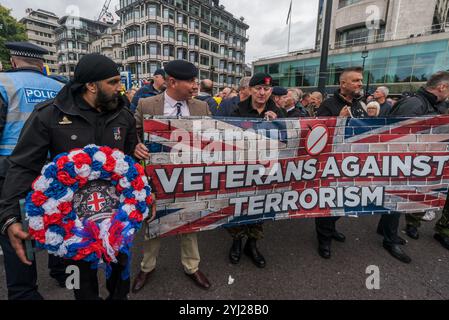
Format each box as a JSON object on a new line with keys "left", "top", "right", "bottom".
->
{"left": 176, "top": 40, "right": 188, "bottom": 46}
{"left": 188, "top": 44, "right": 199, "bottom": 50}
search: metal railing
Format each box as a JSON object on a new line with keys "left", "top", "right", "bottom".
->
{"left": 333, "top": 23, "right": 446, "bottom": 49}
{"left": 254, "top": 23, "right": 449, "bottom": 62}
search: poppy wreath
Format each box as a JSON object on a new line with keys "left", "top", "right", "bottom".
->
{"left": 25, "top": 145, "right": 153, "bottom": 268}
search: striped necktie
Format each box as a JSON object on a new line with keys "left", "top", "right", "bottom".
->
{"left": 174, "top": 102, "right": 183, "bottom": 116}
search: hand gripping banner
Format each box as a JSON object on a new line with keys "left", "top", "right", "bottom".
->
{"left": 143, "top": 116, "right": 449, "bottom": 239}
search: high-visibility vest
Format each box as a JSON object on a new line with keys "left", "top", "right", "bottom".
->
{"left": 0, "top": 70, "right": 63, "bottom": 156}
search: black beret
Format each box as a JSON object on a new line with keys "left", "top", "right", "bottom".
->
{"left": 249, "top": 73, "right": 273, "bottom": 87}
{"left": 153, "top": 68, "right": 166, "bottom": 78}
{"left": 165, "top": 60, "right": 198, "bottom": 80}
{"left": 5, "top": 41, "right": 48, "bottom": 60}
{"left": 272, "top": 86, "right": 288, "bottom": 96}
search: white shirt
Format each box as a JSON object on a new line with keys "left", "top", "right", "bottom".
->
{"left": 164, "top": 92, "right": 190, "bottom": 117}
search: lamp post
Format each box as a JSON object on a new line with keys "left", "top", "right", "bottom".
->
{"left": 317, "top": 0, "right": 333, "bottom": 94}
{"left": 361, "top": 47, "right": 370, "bottom": 97}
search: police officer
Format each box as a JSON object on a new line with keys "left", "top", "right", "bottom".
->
{"left": 0, "top": 53, "right": 140, "bottom": 300}
{"left": 0, "top": 42, "right": 66, "bottom": 300}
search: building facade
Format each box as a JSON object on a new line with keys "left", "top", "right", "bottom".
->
{"left": 255, "top": 0, "right": 449, "bottom": 95}
{"left": 55, "top": 16, "right": 111, "bottom": 77}
{"left": 327, "top": 0, "right": 449, "bottom": 49}
{"left": 116, "top": 0, "right": 249, "bottom": 89}
{"left": 19, "top": 9, "right": 59, "bottom": 73}
{"left": 91, "top": 23, "right": 125, "bottom": 71}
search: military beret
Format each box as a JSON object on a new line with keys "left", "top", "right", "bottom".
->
{"left": 249, "top": 73, "right": 273, "bottom": 87}
{"left": 5, "top": 41, "right": 48, "bottom": 60}
{"left": 153, "top": 68, "right": 166, "bottom": 78}
{"left": 272, "top": 86, "right": 288, "bottom": 96}
{"left": 165, "top": 60, "right": 198, "bottom": 80}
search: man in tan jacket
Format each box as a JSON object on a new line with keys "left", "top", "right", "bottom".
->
{"left": 132, "top": 60, "right": 212, "bottom": 293}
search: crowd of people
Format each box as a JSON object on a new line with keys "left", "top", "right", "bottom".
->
{"left": 1, "top": 41, "right": 449, "bottom": 301}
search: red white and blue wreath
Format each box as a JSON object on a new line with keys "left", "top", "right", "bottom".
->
{"left": 25, "top": 145, "right": 153, "bottom": 273}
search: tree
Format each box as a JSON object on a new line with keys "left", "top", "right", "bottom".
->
{"left": 0, "top": 5, "right": 27, "bottom": 70}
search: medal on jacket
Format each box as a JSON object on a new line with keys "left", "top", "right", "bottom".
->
{"left": 59, "top": 116, "right": 72, "bottom": 125}
{"left": 113, "top": 127, "right": 122, "bottom": 141}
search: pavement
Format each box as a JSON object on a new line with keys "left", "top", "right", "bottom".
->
{"left": 1, "top": 214, "right": 448, "bottom": 300}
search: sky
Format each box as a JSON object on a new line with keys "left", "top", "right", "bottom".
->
{"left": 2, "top": 0, "right": 319, "bottom": 63}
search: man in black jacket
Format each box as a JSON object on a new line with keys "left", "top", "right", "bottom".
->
{"left": 228, "top": 73, "right": 285, "bottom": 269}
{"left": 390, "top": 71, "right": 449, "bottom": 251}
{"left": 0, "top": 54, "right": 139, "bottom": 300}
{"left": 314, "top": 67, "right": 367, "bottom": 260}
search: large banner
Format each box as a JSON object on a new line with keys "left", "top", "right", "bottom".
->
{"left": 143, "top": 116, "right": 449, "bottom": 239}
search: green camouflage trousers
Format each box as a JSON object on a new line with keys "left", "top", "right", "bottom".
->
{"left": 226, "top": 223, "right": 264, "bottom": 240}
{"left": 436, "top": 207, "right": 449, "bottom": 237}
{"left": 406, "top": 204, "right": 449, "bottom": 237}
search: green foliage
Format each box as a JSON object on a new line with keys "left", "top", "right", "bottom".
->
{"left": 0, "top": 5, "right": 27, "bottom": 70}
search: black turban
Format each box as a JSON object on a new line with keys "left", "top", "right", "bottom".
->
{"left": 74, "top": 53, "right": 120, "bottom": 84}
{"left": 55, "top": 54, "right": 121, "bottom": 104}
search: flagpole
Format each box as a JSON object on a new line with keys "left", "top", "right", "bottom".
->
{"left": 288, "top": 16, "right": 291, "bottom": 53}
{"left": 287, "top": 0, "right": 292, "bottom": 54}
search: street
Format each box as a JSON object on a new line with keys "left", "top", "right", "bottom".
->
{"left": 1, "top": 214, "right": 448, "bottom": 300}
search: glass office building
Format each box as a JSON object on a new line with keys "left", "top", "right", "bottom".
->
{"left": 254, "top": 38, "right": 449, "bottom": 95}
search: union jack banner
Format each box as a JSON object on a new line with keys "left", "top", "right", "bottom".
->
{"left": 143, "top": 116, "right": 449, "bottom": 239}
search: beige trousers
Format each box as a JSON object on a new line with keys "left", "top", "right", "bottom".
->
{"left": 140, "top": 233, "right": 200, "bottom": 275}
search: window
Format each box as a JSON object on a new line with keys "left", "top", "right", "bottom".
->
{"left": 211, "top": 27, "right": 219, "bottom": 39}
{"left": 177, "top": 30, "right": 187, "bottom": 43}
{"left": 189, "top": 51, "right": 198, "bottom": 63}
{"left": 163, "top": 25, "right": 175, "bottom": 40}
{"left": 338, "top": 0, "right": 363, "bottom": 9}
{"left": 163, "top": 44, "right": 174, "bottom": 57}
{"left": 175, "top": 0, "right": 188, "bottom": 11}
{"left": 201, "top": 23, "right": 210, "bottom": 35}
{"left": 211, "top": 43, "right": 219, "bottom": 54}
{"left": 189, "top": 34, "right": 199, "bottom": 46}
{"left": 268, "top": 63, "right": 279, "bottom": 74}
{"left": 189, "top": 18, "right": 199, "bottom": 30}
{"left": 220, "top": 46, "right": 227, "bottom": 56}
{"left": 200, "top": 39, "right": 210, "bottom": 51}
{"left": 147, "top": 3, "right": 160, "bottom": 17}
{"left": 177, "top": 13, "right": 186, "bottom": 25}
{"left": 148, "top": 61, "right": 161, "bottom": 75}
{"left": 147, "top": 23, "right": 161, "bottom": 36}
{"left": 189, "top": 4, "right": 199, "bottom": 16}
{"left": 200, "top": 55, "right": 210, "bottom": 66}
{"left": 163, "top": 7, "right": 174, "bottom": 20}
{"left": 200, "top": 7, "right": 210, "bottom": 21}
{"left": 337, "top": 26, "right": 369, "bottom": 47}
{"left": 147, "top": 42, "right": 161, "bottom": 55}
{"left": 177, "top": 48, "right": 187, "bottom": 60}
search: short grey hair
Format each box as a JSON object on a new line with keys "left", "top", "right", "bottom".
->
{"left": 239, "top": 77, "right": 251, "bottom": 89}
{"left": 294, "top": 87, "right": 304, "bottom": 99}
{"left": 377, "top": 86, "right": 389, "bottom": 97}
{"left": 288, "top": 89, "right": 300, "bottom": 103}
{"left": 426, "top": 71, "right": 449, "bottom": 89}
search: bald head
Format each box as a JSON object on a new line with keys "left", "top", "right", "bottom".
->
{"left": 200, "top": 79, "right": 214, "bottom": 95}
